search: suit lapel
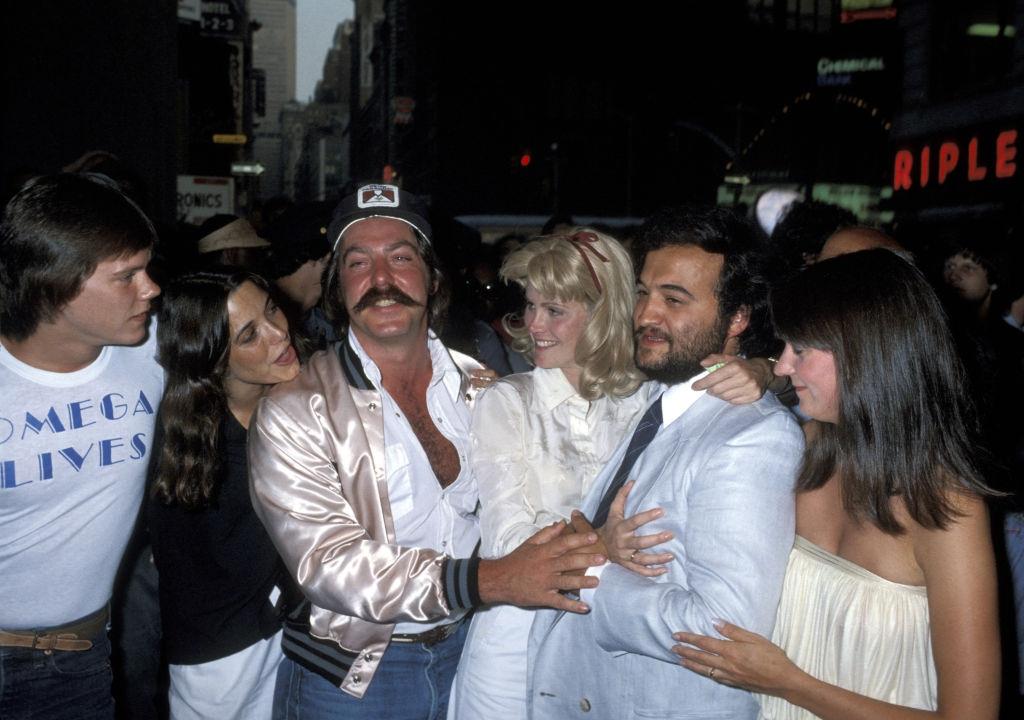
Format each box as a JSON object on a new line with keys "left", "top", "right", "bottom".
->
{"left": 613, "top": 393, "right": 727, "bottom": 512}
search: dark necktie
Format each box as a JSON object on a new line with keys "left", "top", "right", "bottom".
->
{"left": 591, "top": 393, "right": 664, "bottom": 527}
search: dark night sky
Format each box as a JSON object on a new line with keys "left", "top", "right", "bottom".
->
{"left": 420, "top": 2, "right": 897, "bottom": 216}
{"left": 1, "top": 1, "right": 900, "bottom": 222}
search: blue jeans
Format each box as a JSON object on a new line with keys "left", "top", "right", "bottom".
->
{"left": 0, "top": 631, "right": 114, "bottom": 720}
{"left": 273, "top": 621, "right": 467, "bottom": 720}
{"left": 110, "top": 542, "right": 163, "bottom": 720}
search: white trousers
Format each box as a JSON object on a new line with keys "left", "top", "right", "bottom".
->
{"left": 168, "top": 630, "right": 283, "bottom": 720}
{"left": 448, "top": 603, "right": 534, "bottom": 720}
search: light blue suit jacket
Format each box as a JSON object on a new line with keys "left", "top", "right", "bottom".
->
{"left": 528, "top": 390, "right": 803, "bottom": 720}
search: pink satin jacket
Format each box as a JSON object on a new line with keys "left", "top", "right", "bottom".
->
{"left": 248, "top": 337, "right": 483, "bottom": 697}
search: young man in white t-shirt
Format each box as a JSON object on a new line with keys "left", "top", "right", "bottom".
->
{"left": 0, "top": 173, "right": 163, "bottom": 720}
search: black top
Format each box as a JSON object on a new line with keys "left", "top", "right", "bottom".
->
{"left": 149, "top": 413, "right": 290, "bottom": 664}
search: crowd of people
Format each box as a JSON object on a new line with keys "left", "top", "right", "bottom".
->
{"left": 0, "top": 169, "right": 1022, "bottom": 720}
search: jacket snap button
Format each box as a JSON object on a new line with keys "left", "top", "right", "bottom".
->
{"left": 363, "top": 653, "right": 374, "bottom": 662}
{"left": 351, "top": 673, "right": 361, "bottom": 684}
{"left": 368, "top": 402, "right": 377, "bottom": 411}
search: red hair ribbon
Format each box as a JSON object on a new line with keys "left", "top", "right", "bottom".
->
{"left": 566, "top": 231, "right": 609, "bottom": 293}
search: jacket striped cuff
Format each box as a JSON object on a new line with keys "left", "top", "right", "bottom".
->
{"left": 280, "top": 617, "right": 356, "bottom": 688}
{"left": 443, "top": 557, "right": 481, "bottom": 610}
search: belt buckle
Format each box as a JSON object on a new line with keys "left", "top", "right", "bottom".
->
{"left": 391, "top": 620, "right": 460, "bottom": 647}
{"left": 422, "top": 621, "right": 458, "bottom": 648}
{"left": 31, "top": 632, "right": 59, "bottom": 653}
{"left": 29, "top": 631, "right": 90, "bottom": 653}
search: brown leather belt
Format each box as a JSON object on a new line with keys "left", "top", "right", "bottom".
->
{"left": 391, "top": 618, "right": 464, "bottom": 647}
{"left": 0, "top": 606, "right": 108, "bottom": 653}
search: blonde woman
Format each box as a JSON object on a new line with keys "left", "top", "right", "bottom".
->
{"left": 448, "top": 229, "right": 667, "bottom": 719}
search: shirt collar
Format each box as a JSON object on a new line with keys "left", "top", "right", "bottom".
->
{"left": 347, "top": 328, "right": 463, "bottom": 402}
{"left": 659, "top": 368, "right": 712, "bottom": 428}
{"left": 529, "top": 366, "right": 581, "bottom": 413}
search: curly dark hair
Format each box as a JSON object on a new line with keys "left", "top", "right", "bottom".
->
{"left": 635, "top": 205, "right": 776, "bottom": 358}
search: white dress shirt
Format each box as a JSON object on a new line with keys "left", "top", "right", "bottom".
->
{"left": 349, "top": 330, "right": 479, "bottom": 633}
{"left": 471, "top": 366, "right": 657, "bottom": 558}
{"left": 447, "top": 367, "right": 657, "bottom": 719}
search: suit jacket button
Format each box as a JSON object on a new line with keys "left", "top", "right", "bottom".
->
{"left": 579, "top": 698, "right": 591, "bottom": 712}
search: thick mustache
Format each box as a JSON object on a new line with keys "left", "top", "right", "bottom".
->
{"left": 353, "top": 285, "right": 422, "bottom": 313}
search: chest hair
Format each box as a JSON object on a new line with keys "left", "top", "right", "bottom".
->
{"left": 390, "top": 388, "right": 461, "bottom": 488}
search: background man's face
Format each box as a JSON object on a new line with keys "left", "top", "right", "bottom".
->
{"left": 943, "top": 252, "right": 991, "bottom": 304}
{"left": 337, "top": 217, "right": 432, "bottom": 347}
{"left": 633, "top": 244, "right": 730, "bottom": 384}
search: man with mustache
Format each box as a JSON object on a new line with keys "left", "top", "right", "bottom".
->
{"left": 248, "top": 184, "right": 603, "bottom": 719}
{"left": 0, "top": 173, "right": 163, "bottom": 719}
{"left": 527, "top": 206, "right": 804, "bottom": 719}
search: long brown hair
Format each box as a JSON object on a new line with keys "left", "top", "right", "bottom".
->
{"left": 771, "top": 249, "right": 995, "bottom": 533}
{"left": 152, "top": 269, "right": 270, "bottom": 509}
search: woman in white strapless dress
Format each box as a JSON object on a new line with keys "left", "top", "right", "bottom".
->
{"left": 672, "top": 249, "right": 1001, "bottom": 720}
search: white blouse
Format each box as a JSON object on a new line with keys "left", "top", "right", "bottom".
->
{"left": 470, "top": 367, "right": 657, "bottom": 558}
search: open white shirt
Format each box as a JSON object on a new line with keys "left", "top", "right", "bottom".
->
{"left": 349, "top": 330, "right": 479, "bottom": 633}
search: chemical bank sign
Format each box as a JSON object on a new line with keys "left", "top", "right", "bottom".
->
{"left": 816, "top": 56, "right": 886, "bottom": 87}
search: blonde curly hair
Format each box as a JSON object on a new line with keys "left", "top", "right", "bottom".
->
{"left": 501, "top": 228, "right": 644, "bottom": 400}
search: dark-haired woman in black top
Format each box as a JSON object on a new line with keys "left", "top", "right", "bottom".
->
{"left": 149, "top": 269, "right": 301, "bottom": 720}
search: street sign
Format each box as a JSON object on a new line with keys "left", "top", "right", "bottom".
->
{"left": 177, "top": 175, "right": 234, "bottom": 224}
{"left": 213, "top": 133, "right": 247, "bottom": 145}
{"left": 200, "top": 0, "right": 242, "bottom": 37}
{"left": 231, "top": 162, "right": 265, "bottom": 176}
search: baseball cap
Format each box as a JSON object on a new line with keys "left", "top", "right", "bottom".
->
{"left": 328, "top": 183, "right": 432, "bottom": 252}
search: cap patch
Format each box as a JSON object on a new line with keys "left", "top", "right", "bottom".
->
{"left": 357, "top": 184, "right": 400, "bottom": 209}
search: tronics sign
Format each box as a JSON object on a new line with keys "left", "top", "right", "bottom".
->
{"left": 892, "top": 127, "right": 1018, "bottom": 192}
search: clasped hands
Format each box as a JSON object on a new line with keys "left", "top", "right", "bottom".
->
{"left": 476, "top": 481, "right": 674, "bottom": 615}
{"left": 563, "top": 480, "right": 675, "bottom": 578}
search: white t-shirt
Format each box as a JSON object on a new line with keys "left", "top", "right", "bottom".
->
{"left": 0, "top": 329, "right": 163, "bottom": 629}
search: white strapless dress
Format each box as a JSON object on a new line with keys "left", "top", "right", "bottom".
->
{"left": 758, "top": 536, "right": 937, "bottom": 719}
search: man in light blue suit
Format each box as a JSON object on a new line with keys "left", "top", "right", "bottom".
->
{"left": 528, "top": 206, "right": 804, "bottom": 719}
